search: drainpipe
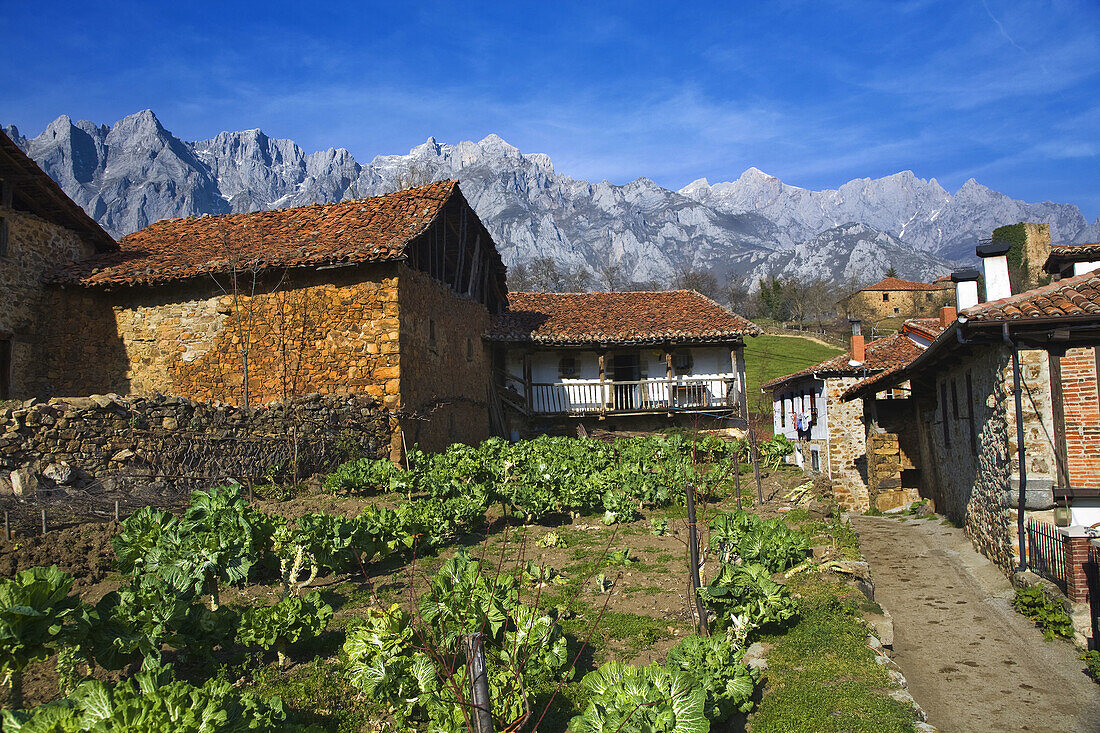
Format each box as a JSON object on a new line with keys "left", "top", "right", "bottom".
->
{"left": 1005, "top": 323, "right": 1028, "bottom": 571}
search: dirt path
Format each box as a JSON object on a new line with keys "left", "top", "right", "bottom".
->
{"left": 851, "top": 515, "right": 1100, "bottom": 733}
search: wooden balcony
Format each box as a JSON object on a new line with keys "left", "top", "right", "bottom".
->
{"left": 499, "top": 376, "right": 743, "bottom": 417}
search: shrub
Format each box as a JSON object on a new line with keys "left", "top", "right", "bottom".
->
{"left": 1012, "top": 586, "right": 1074, "bottom": 641}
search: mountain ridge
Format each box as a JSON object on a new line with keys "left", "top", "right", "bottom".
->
{"left": 6, "top": 110, "right": 1098, "bottom": 289}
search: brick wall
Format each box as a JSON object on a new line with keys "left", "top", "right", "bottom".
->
{"left": 0, "top": 208, "right": 97, "bottom": 398}
{"left": 1059, "top": 346, "right": 1100, "bottom": 489}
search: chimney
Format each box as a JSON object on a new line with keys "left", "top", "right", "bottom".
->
{"left": 848, "top": 319, "right": 865, "bottom": 364}
{"left": 950, "top": 267, "right": 981, "bottom": 310}
{"left": 939, "top": 306, "right": 957, "bottom": 327}
{"left": 976, "top": 240, "right": 1012, "bottom": 301}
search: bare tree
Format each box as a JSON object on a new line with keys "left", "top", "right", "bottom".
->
{"left": 671, "top": 268, "right": 720, "bottom": 300}
{"left": 598, "top": 260, "right": 628, "bottom": 292}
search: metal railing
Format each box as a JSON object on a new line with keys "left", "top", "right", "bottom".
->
{"left": 1026, "top": 518, "right": 1068, "bottom": 591}
{"left": 521, "top": 377, "right": 740, "bottom": 416}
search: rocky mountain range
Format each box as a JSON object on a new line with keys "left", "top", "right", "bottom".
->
{"left": 5, "top": 110, "right": 1098, "bottom": 290}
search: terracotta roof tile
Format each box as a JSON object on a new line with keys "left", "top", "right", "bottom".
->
{"left": 486, "top": 290, "right": 760, "bottom": 346}
{"left": 761, "top": 331, "right": 924, "bottom": 391}
{"left": 840, "top": 363, "right": 909, "bottom": 401}
{"left": 47, "top": 180, "right": 461, "bottom": 287}
{"left": 902, "top": 317, "right": 947, "bottom": 342}
{"left": 857, "top": 276, "right": 949, "bottom": 292}
{"left": 962, "top": 269, "right": 1100, "bottom": 322}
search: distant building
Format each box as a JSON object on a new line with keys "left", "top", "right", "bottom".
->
{"left": 1044, "top": 242, "right": 1100, "bottom": 280}
{"left": 762, "top": 314, "right": 948, "bottom": 511}
{"left": 487, "top": 290, "right": 759, "bottom": 436}
{"left": 838, "top": 276, "right": 954, "bottom": 321}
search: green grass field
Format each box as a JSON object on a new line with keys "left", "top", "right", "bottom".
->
{"left": 743, "top": 333, "right": 844, "bottom": 414}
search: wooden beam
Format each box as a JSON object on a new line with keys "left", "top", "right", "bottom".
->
{"left": 0, "top": 179, "right": 12, "bottom": 209}
{"left": 1049, "top": 353, "right": 1070, "bottom": 489}
{"left": 523, "top": 352, "right": 533, "bottom": 409}
{"left": 598, "top": 351, "right": 608, "bottom": 416}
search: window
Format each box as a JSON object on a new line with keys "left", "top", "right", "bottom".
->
{"left": 673, "top": 351, "right": 693, "bottom": 374}
{"left": 465, "top": 338, "right": 474, "bottom": 362}
{"left": 882, "top": 293, "right": 890, "bottom": 302}
{"left": 966, "top": 371, "right": 977, "bottom": 455}
{"left": 811, "top": 448, "right": 820, "bottom": 472}
{"left": 428, "top": 319, "right": 437, "bottom": 349}
{"left": 810, "top": 389, "right": 818, "bottom": 424}
{"left": 951, "top": 378, "right": 959, "bottom": 419}
{"left": 893, "top": 307, "right": 900, "bottom": 315}
{"left": 0, "top": 338, "right": 10, "bottom": 400}
{"left": 780, "top": 394, "right": 786, "bottom": 428}
{"left": 926, "top": 293, "right": 934, "bottom": 301}
{"left": 940, "top": 382, "right": 951, "bottom": 446}
{"left": 558, "top": 356, "right": 577, "bottom": 377}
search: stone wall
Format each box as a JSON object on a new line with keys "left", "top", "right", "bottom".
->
{"left": 912, "top": 345, "right": 1057, "bottom": 571}
{"left": 825, "top": 376, "right": 869, "bottom": 511}
{"left": 0, "top": 393, "right": 388, "bottom": 498}
{"left": 1060, "top": 347, "right": 1100, "bottom": 490}
{"left": 866, "top": 432, "right": 920, "bottom": 511}
{"left": 0, "top": 207, "right": 98, "bottom": 398}
{"left": 842, "top": 287, "right": 953, "bottom": 321}
{"left": 395, "top": 267, "right": 491, "bottom": 457}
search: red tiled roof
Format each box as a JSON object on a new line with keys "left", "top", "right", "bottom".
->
{"left": 962, "top": 269, "right": 1100, "bottom": 322}
{"left": 1044, "top": 243, "right": 1100, "bottom": 273}
{"left": 857, "top": 276, "right": 949, "bottom": 292}
{"left": 761, "top": 331, "right": 924, "bottom": 391}
{"left": 841, "top": 364, "right": 909, "bottom": 401}
{"left": 486, "top": 290, "right": 760, "bottom": 345}
{"left": 902, "top": 317, "right": 947, "bottom": 342}
{"left": 47, "top": 181, "right": 463, "bottom": 287}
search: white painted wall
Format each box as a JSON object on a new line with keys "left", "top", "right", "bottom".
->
{"left": 771, "top": 377, "right": 828, "bottom": 441}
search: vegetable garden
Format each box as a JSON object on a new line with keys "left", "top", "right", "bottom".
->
{"left": 0, "top": 433, "right": 916, "bottom": 732}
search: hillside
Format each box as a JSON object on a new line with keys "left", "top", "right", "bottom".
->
{"left": 743, "top": 334, "right": 845, "bottom": 415}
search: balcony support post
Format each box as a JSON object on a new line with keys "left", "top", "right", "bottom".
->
{"left": 598, "top": 350, "right": 608, "bottom": 417}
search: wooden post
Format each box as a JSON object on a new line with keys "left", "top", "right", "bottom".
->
{"left": 114, "top": 501, "right": 120, "bottom": 523}
{"left": 734, "top": 448, "right": 743, "bottom": 510}
{"left": 522, "top": 352, "right": 533, "bottom": 410}
{"left": 598, "top": 351, "right": 608, "bottom": 416}
{"left": 751, "top": 426, "right": 764, "bottom": 505}
{"left": 685, "top": 482, "right": 709, "bottom": 636}
{"left": 3, "top": 510, "right": 8, "bottom": 540}
{"left": 41, "top": 509, "right": 46, "bottom": 536}
{"left": 465, "top": 633, "right": 494, "bottom": 733}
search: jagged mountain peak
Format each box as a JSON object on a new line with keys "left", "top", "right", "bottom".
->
{"left": 7, "top": 110, "right": 1099, "bottom": 289}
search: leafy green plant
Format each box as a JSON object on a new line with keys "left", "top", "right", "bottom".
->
{"left": 1081, "top": 650, "right": 1100, "bottom": 683}
{"left": 758, "top": 434, "right": 794, "bottom": 470}
{"left": 602, "top": 489, "right": 640, "bottom": 525}
{"left": 523, "top": 561, "right": 564, "bottom": 588}
{"left": 608, "top": 549, "right": 638, "bottom": 566}
{"left": 666, "top": 632, "right": 759, "bottom": 721}
{"left": 1012, "top": 586, "right": 1074, "bottom": 641}
{"left": 568, "top": 661, "right": 708, "bottom": 733}
{"left": 1, "top": 664, "right": 301, "bottom": 732}
{"left": 708, "top": 511, "right": 809, "bottom": 572}
{"left": 239, "top": 592, "right": 334, "bottom": 667}
{"left": 698, "top": 562, "right": 797, "bottom": 632}
{"left": 651, "top": 518, "right": 669, "bottom": 536}
{"left": 0, "top": 566, "right": 82, "bottom": 706}
{"left": 536, "top": 531, "right": 567, "bottom": 548}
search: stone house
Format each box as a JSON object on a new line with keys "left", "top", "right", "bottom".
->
{"left": 837, "top": 276, "right": 954, "bottom": 321}
{"left": 763, "top": 315, "right": 948, "bottom": 511}
{"left": 0, "top": 130, "right": 116, "bottom": 400}
{"left": 845, "top": 247, "right": 1100, "bottom": 573}
{"left": 486, "top": 290, "right": 759, "bottom": 436}
{"left": 37, "top": 180, "right": 508, "bottom": 460}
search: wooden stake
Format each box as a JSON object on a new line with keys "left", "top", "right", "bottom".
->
{"left": 4, "top": 510, "right": 8, "bottom": 540}
{"left": 465, "top": 632, "right": 494, "bottom": 733}
{"left": 41, "top": 509, "right": 46, "bottom": 536}
{"left": 750, "top": 426, "right": 764, "bottom": 505}
{"left": 114, "top": 501, "right": 120, "bottom": 522}
{"left": 685, "top": 482, "right": 709, "bottom": 636}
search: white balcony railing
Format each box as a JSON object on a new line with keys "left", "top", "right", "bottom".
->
{"left": 509, "top": 377, "right": 741, "bottom": 416}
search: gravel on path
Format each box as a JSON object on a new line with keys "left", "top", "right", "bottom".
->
{"left": 851, "top": 515, "right": 1100, "bottom": 733}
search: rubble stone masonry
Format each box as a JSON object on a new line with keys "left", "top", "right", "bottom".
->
{"left": 33, "top": 261, "right": 490, "bottom": 460}
{"left": 825, "top": 376, "right": 869, "bottom": 511}
{"left": 1, "top": 208, "right": 97, "bottom": 397}
{"left": 0, "top": 393, "right": 388, "bottom": 497}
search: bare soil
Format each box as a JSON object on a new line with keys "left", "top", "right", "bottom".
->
{"left": 851, "top": 515, "right": 1100, "bottom": 733}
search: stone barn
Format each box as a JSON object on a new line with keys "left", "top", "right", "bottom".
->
{"left": 37, "top": 180, "right": 508, "bottom": 459}
{"left": 0, "top": 130, "right": 116, "bottom": 400}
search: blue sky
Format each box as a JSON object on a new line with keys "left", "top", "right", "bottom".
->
{"left": 4, "top": 0, "right": 1099, "bottom": 218}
